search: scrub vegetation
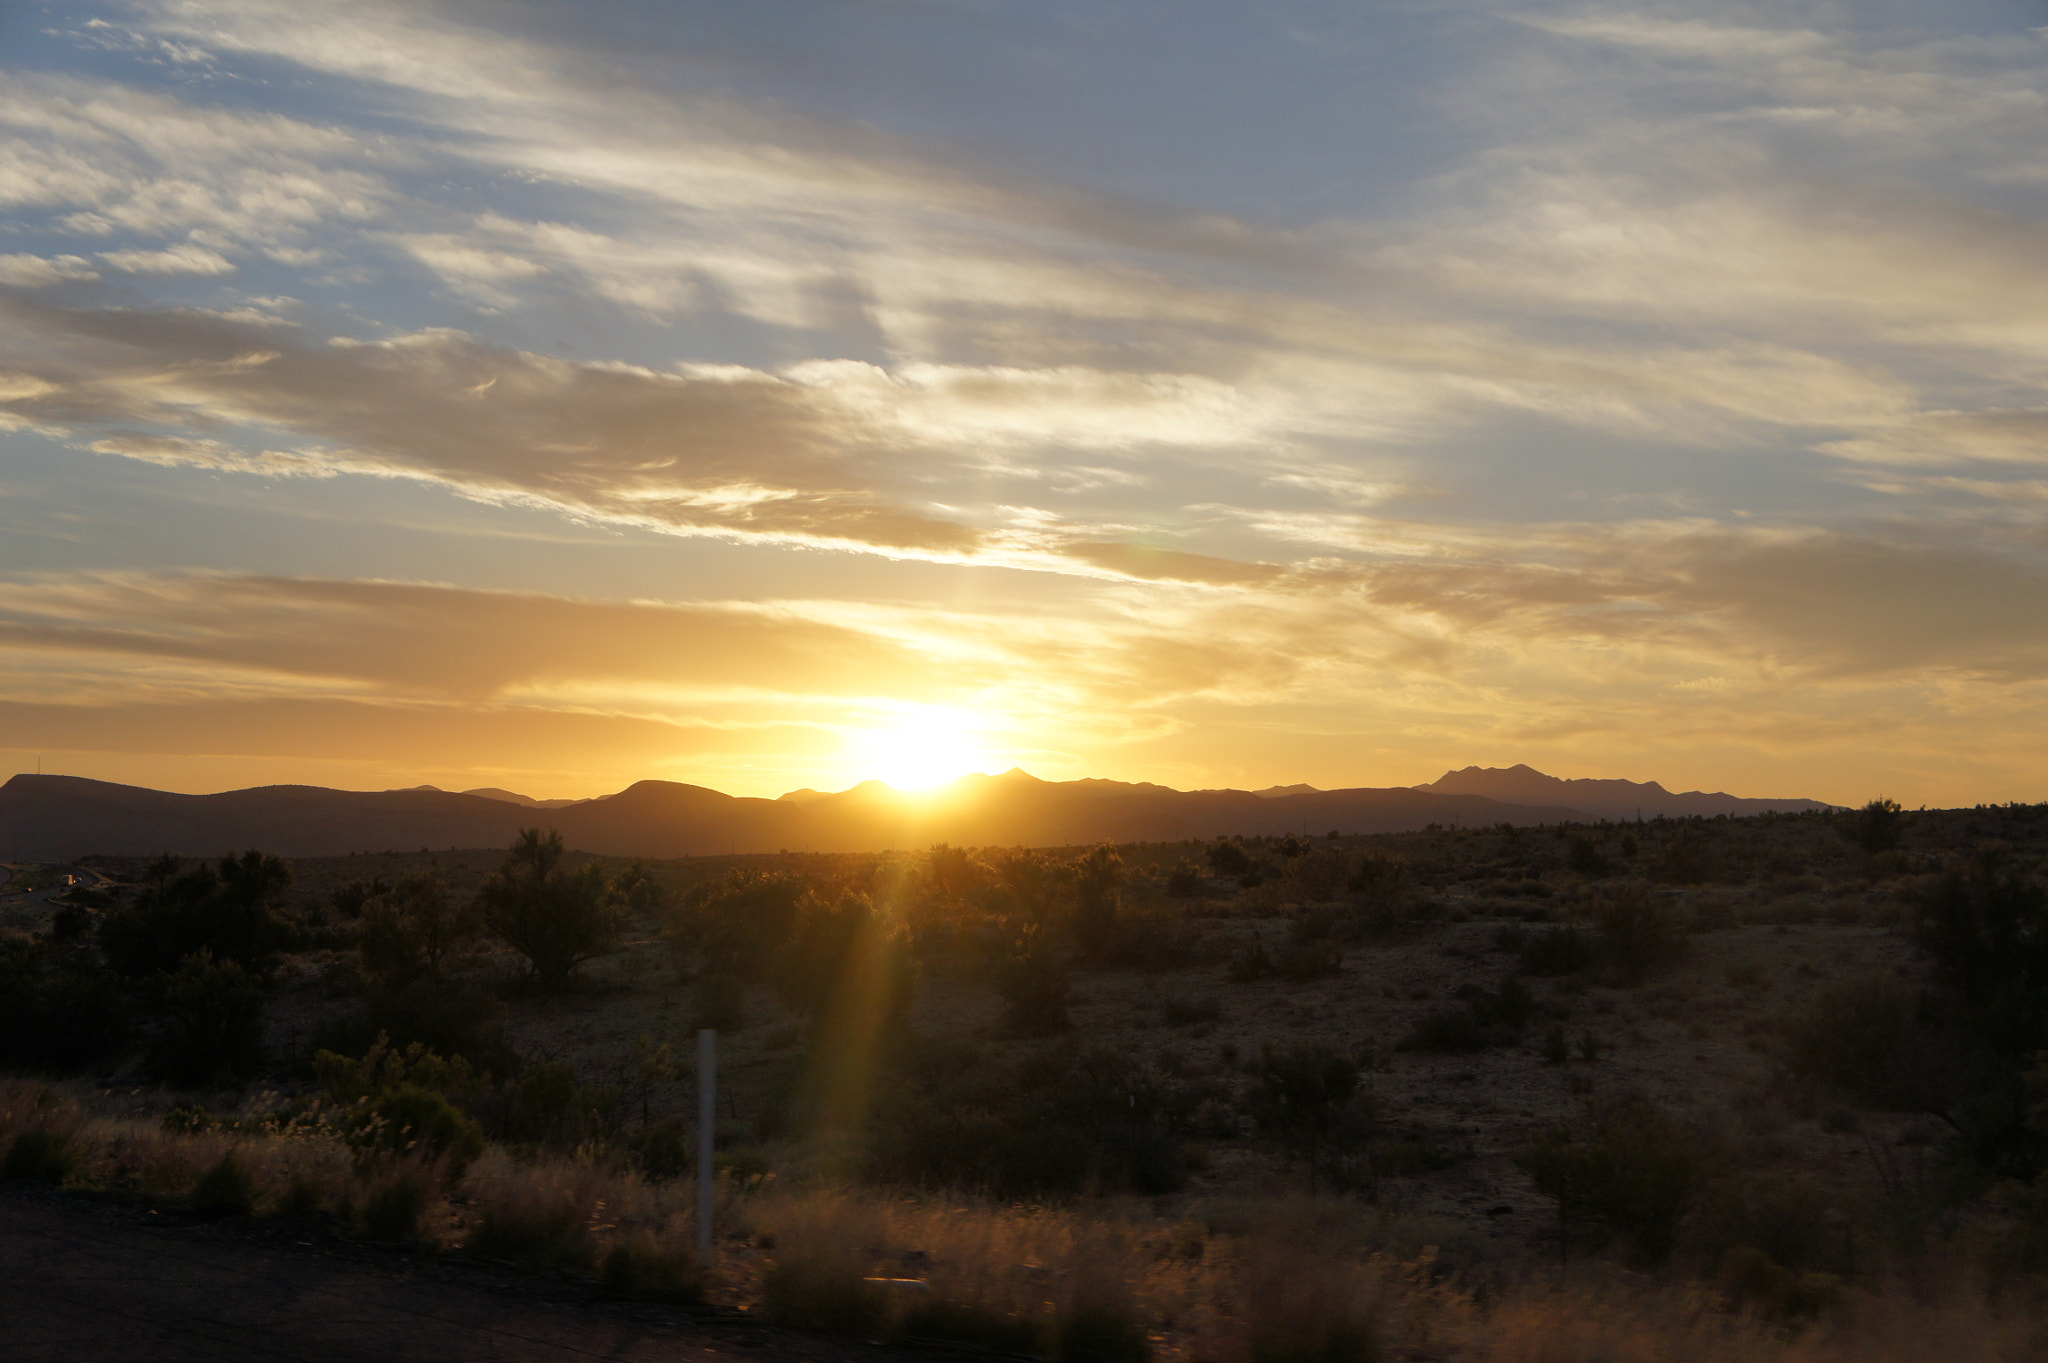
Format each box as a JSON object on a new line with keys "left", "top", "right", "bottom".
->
{"left": 5, "top": 799, "right": 2048, "bottom": 1358}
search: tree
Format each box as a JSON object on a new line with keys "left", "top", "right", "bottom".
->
{"left": 359, "top": 871, "right": 480, "bottom": 984}
{"left": 100, "top": 849, "right": 295, "bottom": 981}
{"left": 477, "top": 829, "right": 623, "bottom": 990}
{"left": 1853, "top": 797, "right": 1905, "bottom": 854}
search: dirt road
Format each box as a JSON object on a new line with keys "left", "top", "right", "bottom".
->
{"left": 0, "top": 1188, "right": 860, "bottom": 1363}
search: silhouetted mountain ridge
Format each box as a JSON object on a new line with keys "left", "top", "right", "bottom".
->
{"left": 0, "top": 764, "right": 1833, "bottom": 861}
{"left": 1410, "top": 764, "right": 1832, "bottom": 821}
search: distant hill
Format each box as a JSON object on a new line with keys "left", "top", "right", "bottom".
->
{"left": 2, "top": 767, "right": 1587, "bottom": 861}
{"left": 0, "top": 763, "right": 1835, "bottom": 861}
{"left": 1410, "top": 764, "right": 1835, "bottom": 821}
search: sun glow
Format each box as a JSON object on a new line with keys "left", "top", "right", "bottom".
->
{"left": 849, "top": 709, "right": 995, "bottom": 792}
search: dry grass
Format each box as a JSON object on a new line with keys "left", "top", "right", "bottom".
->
{"left": 4, "top": 1076, "right": 2046, "bottom": 1361}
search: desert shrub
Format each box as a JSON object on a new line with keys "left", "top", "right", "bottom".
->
{"left": 2, "top": 1126, "right": 73, "bottom": 1184}
{"left": 478, "top": 828, "right": 624, "bottom": 990}
{"left": 600, "top": 1231, "right": 704, "bottom": 1302}
{"left": 192, "top": 1150, "right": 258, "bottom": 1217}
{"left": 1165, "top": 864, "right": 1205, "bottom": 899}
{"left": 1222, "top": 1253, "right": 1381, "bottom": 1363}
{"left": 1347, "top": 852, "right": 1410, "bottom": 906}
{"left": 342, "top": 1083, "right": 485, "bottom": 1174}
{"left": 867, "top": 1041, "right": 1186, "bottom": 1198}
{"left": 1781, "top": 978, "right": 1951, "bottom": 1112}
{"left": 989, "top": 927, "right": 1071, "bottom": 1036}
{"left": 1519, "top": 926, "right": 1596, "bottom": 977}
{"left": 1069, "top": 845, "right": 1125, "bottom": 962}
{"left": 465, "top": 1160, "right": 605, "bottom": 1269}
{"left": 1207, "top": 841, "right": 1255, "bottom": 878}
{"left": 1681, "top": 1172, "right": 1839, "bottom": 1279}
{"left": 1713, "top": 1244, "right": 1843, "bottom": 1318}
{"left": 153, "top": 949, "right": 266, "bottom": 1085}
{"left": 1648, "top": 836, "right": 1714, "bottom": 886}
{"left": 99, "top": 850, "right": 295, "bottom": 980}
{"left": 0, "top": 941, "right": 134, "bottom": 1073}
{"left": 354, "top": 1159, "right": 436, "bottom": 1242}
{"left": 315, "top": 1033, "right": 481, "bottom": 1105}
{"left": 1246, "top": 1042, "right": 1368, "bottom": 1191}
{"left": 1281, "top": 848, "right": 1353, "bottom": 903}
{"left": 1404, "top": 975, "right": 1533, "bottom": 1053}
{"left": 1517, "top": 1097, "right": 1715, "bottom": 1266}
{"left": 1276, "top": 938, "right": 1342, "bottom": 982}
{"left": 310, "top": 980, "right": 508, "bottom": 1070}
{"left": 1228, "top": 940, "right": 1277, "bottom": 983}
{"left": 49, "top": 903, "right": 93, "bottom": 940}
{"left": 357, "top": 871, "right": 479, "bottom": 984}
{"left": 1593, "top": 886, "right": 1686, "bottom": 983}
{"left": 1567, "top": 836, "right": 1613, "bottom": 878}
{"left": 1099, "top": 912, "right": 1199, "bottom": 971}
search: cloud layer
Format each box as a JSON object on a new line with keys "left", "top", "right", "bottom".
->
{"left": 2, "top": 0, "right": 2045, "bottom": 804}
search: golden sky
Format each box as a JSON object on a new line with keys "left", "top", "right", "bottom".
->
{"left": 3, "top": 1, "right": 2046, "bottom": 808}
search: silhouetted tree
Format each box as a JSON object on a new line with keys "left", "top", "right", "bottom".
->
{"left": 1854, "top": 797, "right": 1905, "bottom": 854}
{"left": 359, "top": 871, "right": 480, "bottom": 984}
{"left": 477, "top": 829, "right": 623, "bottom": 991}
{"left": 100, "top": 849, "right": 294, "bottom": 980}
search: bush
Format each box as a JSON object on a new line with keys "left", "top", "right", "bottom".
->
{"left": 0, "top": 942, "right": 134, "bottom": 1074}
{"left": 99, "top": 850, "right": 294, "bottom": 981}
{"left": 153, "top": 950, "right": 266, "bottom": 1085}
{"left": 867, "top": 1042, "right": 1186, "bottom": 1198}
{"left": 1517, "top": 1097, "right": 1714, "bottom": 1266}
{"left": 311, "top": 980, "right": 508, "bottom": 1071}
{"left": 1593, "top": 886, "right": 1686, "bottom": 983}
{"left": 1404, "top": 975, "right": 1533, "bottom": 1053}
{"left": 1781, "top": 978, "right": 1951, "bottom": 1112}
{"left": 465, "top": 1165, "right": 603, "bottom": 1269}
{"left": 599, "top": 1232, "right": 704, "bottom": 1302}
{"left": 192, "top": 1151, "right": 257, "bottom": 1218}
{"left": 343, "top": 1084, "right": 485, "bottom": 1175}
{"left": 1519, "top": 926, "right": 1595, "bottom": 977}
{"left": 355, "top": 1160, "right": 435, "bottom": 1242}
{"left": 1246, "top": 1042, "right": 1367, "bottom": 1191}
{"left": 1682, "top": 1172, "right": 1839, "bottom": 1279}
{"left": 989, "top": 929, "right": 1071, "bottom": 1036}
{"left": 2, "top": 1127, "right": 72, "bottom": 1184}
{"left": 357, "top": 871, "right": 479, "bottom": 984}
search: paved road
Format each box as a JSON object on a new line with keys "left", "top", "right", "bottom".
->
{"left": 0, "top": 1189, "right": 855, "bottom": 1363}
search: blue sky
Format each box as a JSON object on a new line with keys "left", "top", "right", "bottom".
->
{"left": 2, "top": 0, "right": 2046, "bottom": 804}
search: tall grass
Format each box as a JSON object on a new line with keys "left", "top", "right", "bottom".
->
{"left": 4, "top": 1077, "right": 2045, "bottom": 1360}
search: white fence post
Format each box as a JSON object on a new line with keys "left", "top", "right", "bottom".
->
{"left": 697, "top": 1027, "right": 716, "bottom": 1264}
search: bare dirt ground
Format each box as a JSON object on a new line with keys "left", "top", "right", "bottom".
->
{"left": 0, "top": 1184, "right": 912, "bottom": 1363}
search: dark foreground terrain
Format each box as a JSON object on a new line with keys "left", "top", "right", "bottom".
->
{"left": 0, "top": 1184, "right": 886, "bottom": 1363}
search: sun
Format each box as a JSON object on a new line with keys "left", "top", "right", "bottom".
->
{"left": 848, "top": 709, "right": 994, "bottom": 791}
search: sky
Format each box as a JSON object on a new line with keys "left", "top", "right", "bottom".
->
{"left": 2, "top": 0, "right": 2046, "bottom": 807}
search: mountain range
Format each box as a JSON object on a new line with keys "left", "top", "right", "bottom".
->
{"left": 0, "top": 765, "right": 1833, "bottom": 862}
